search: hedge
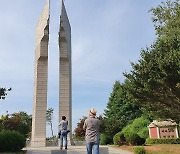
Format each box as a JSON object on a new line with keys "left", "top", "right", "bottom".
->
{"left": 145, "top": 138, "right": 180, "bottom": 144}
{"left": 113, "top": 132, "right": 126, "bottom": 145}
{"left": 113, "top": 131, "right": 145, "bottom": 146}
{"left": 124, "top": 132, "right": 145, "bottom": 145}
{"left": 0, "top": 130, "right": 26, "bottom": 152}
{"left": 100, "top": 133, "right": 112, "bottom": 145}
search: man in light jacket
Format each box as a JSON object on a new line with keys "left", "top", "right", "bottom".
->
{"left": 58, "top": 116, "right": 68, "bottom": 150}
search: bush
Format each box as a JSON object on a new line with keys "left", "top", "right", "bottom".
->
{"left": 0, "top": 130, "right": 26, "bottom": 152}
{"left": 100, "top": 133, "right": 112, "bottom": 145}
{"left": 138, "top": 127, "right": 149, "bottom": 139}
{"left": 124, "top": 132, "right": 145, "bottom": 145}
{"left": 113, "top": 132, "right": 126, "bottom": 145}
{"left": 133, "top": 146, "right": 146, "bottom": 154}
{"left": 122, "top": 117, "right": 150, "bottom": 139}
{"left": 146, "top": 138, "right": 180, "bottom": 144}
{"left": 113, "top": 131, "right": 145, "bottom": 146}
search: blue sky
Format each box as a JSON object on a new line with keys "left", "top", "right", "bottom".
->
{"left": 0, "top": 0, "right": 165, "bottom": 136}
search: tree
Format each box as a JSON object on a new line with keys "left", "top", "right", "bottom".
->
{"left": 124, "top": 0, "right": 180, "bottom": 122}
{"left": 104, "top": 81, "right": 142, "bottom": 138}
{"left": 0, "top": 111, "right": 32, "bottom": 138}
{"left": 98, "top": 115, "right": 106, "bottom": 133}
{"left": 0, "top": 88, "right": 11, "bottom": 99}
{"left": 46, "top": 108, "right": 54, "bottom": 137}
{"left": 74, "top": 116, "right": 87, "bottom": 138}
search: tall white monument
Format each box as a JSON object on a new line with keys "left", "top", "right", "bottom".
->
{"left": 31, "top": 0, "right": 50, "bottom": 147}
{"left": 59, "top": 0, "right": 73, "bottom": 144}
{"left": 31, "top": 0, "right": 73, "bottom": 147}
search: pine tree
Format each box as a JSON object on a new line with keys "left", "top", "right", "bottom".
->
{"left": 104, "top": 81, "right": 142, "bottom": 137}
{"left": 124, "top": 0, "right": 180, "bottom": 122}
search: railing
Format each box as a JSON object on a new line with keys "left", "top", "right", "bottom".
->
{"left": 46, "top": 140, "right": 58, "bottom": 146}
{"left": 26, "top": 139, "right": 59, "bottom": 147}
{"left": 26, "top": 138, "right": 87, "bottom": 147}
{"left": 73, "top": 140, "right": 86, "bottom": 146}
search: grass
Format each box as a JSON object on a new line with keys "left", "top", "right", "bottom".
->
{"left": 113, "top": 144, "right": 180, "bottom": 154}
{"left": 144, "top": 144, "right": 180, "bottom": 154}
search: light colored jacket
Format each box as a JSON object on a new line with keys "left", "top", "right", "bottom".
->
{"left": 59, "top": 120, "right": 68, "bottom": 131}
{"left": 83, "top": 117, "right": 100, "bottom": 142}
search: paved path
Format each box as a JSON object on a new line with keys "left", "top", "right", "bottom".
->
{"left": 25, "top": 146, "right": 132, "bottom": 154}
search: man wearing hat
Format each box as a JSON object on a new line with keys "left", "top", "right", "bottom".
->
{"left": 83, "top": 108, "right": 100, "bottom": 154}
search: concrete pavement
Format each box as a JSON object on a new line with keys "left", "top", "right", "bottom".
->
{"left": 25, "top": 146, "right": 133, "bottom": 154}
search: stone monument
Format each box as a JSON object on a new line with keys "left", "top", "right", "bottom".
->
{"left": 31, "top": 0, "right": 73, "bottom": 147}
{"left": 59, "top": 0, "right": 73, "bottom": 144}
{"left": 31, "top": 0, "right": 50, "bottom": 147}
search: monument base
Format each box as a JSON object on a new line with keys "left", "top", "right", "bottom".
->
{"left": 31, "top": 138, "right": 46, "bottom": 147}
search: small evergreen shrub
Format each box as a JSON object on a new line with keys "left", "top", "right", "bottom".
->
{"left": 100, "top": 133, "right": 112, "bottom": 145}
{"left": 124, "top": 132, "right": 145, "bottom": 145}
{"left": 133, "top": 146, "right": 146, "bottom": 154}
{"left": 0, "top": 130, "right": 26, "bottom": 152}
{"left": 113, "top": 132, "right": 126, "bottom": 145}
{"left": 122, "top": 117, "right": 150, "bottom": 139}
{"left": 138, "top": 127, "right": 149, "bottom": 139}
{"left": 145, "top": 138, "right": 180, "bottom": 144}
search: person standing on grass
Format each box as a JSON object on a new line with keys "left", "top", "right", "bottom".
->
{"left": 58, "top": 116, "right": 68, "bottom": 150}
{"left": 83, "top": 108, "right": 100, "bottom": 154}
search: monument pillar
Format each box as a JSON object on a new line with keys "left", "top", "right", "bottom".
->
{"left": 31, "top": 0, "right": 73, "bottom": 147}
{"left": 59, "top": 0, "right": 73, "bottom": 145}
{"left": 31, "top": 0, "right": 50, "bottom": 147}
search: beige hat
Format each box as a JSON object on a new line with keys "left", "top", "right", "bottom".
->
{"left": 89, "top": 108, "right": 97, "bottom": 116}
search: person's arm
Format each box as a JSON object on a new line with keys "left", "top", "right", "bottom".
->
{"left": 83, "top": 119, "right": 87, "bottom": 130}
{"left": 58, "top": 121, "right": 62, "bottom": 133}
{"left": 58, "top": 121, "right": 62, "bottom": 127}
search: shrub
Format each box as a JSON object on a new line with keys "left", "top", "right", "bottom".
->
{"left": 122, "top": 117, "right": 150, "bottom": 139}
{"left": 113, "top": 132, "right": 126, "bottom": 145}
{"left": 124, "top": 132, "right": 145, "bottom": 145}
{"left": 0, "top": 130, "right": 26, "bottom": 152}
{"left": 133, "top": 146, "right": 146, "bottom": 154}
{"left": 145, "top": 138, "right": 180, "bottom": 144}
{"left": 100, "top": 133, "right": 112, "bottom": 145}
{"left": 138, "top": 127, "right": 149, "bottom": 139}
